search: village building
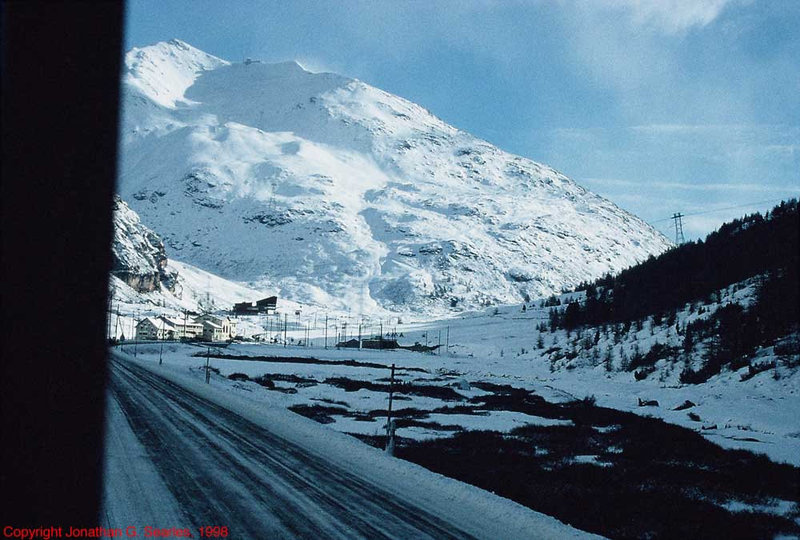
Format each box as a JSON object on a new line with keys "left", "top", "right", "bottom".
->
{"left": 201, "top": 320, "right": 227, "bottom": 342}
{"left": 335, "top": 338, "right": 361, "bottom": 349}
{"left": 334, "top": 336, "right": 400, "bottom": 350}
{"left": 135, "top": 317, "right": 176, "bottom": 340}
{"left": 361, "top": 337, "right": 400, "bottom": 350}
{"left": 233, "top": 301, "right": 258, "bottom": 314}
{"left": 233, "top": 296, "right": 278, "bottom": 315}
{"left": 134, "top": 314, "right": 206, "bottom": 341}
{"left": 196, "top": 314, "right": 237, "bottom": 340}
{"left": 160, "top": 316, "right": 203, "bottom": 339}
{"left": 256, "top": 296, "right": 278, "bottom": 312}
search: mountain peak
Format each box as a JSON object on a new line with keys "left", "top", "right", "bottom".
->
{"left": 118, "top": 41, "right": 671, "bottom": 315}
{"left": 124, "top": 39, "right": 229, "bottom": 108}
{"left": 166, "top": 38, "right": 193, "bottom": 49}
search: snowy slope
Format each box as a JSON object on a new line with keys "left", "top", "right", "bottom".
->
{"left": 110, "top": 195, "right": 311, "bottom": 342}
{"left": 118, "top": 39, "right": 671, "bottom": 316}
{"left": 112, "top": 194, "right": 266, "bottom": 310}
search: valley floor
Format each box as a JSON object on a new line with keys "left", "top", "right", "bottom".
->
{"left": 116, "top": 339, "right": 800, "bottom": 538}
{"left": 102, "top": 349, "right": 597, "bottom": 539}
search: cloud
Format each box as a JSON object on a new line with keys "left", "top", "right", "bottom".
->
{"left": 630, "top": 123, "right": 800, "bottom": 136}
{"left": 594, "top": 0, "right": 737, "bottom": 34}
{"left": 583, "top": 177, "right": 800, "bottom": 193}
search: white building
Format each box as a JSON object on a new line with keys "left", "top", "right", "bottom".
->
{"left": 134, "top": 315, "right": 206, "bottom": 340}
{"left": 201, "top": 320, "right": 226, "bottom": 342}
{"left": 135, "top": 317, "right": 175, "bottom": 340}
{"left": 196, "top": 314, "right": 237, "bottom": 340}
{"left": 160, "top": 316, "right": 203, "bottom": 339}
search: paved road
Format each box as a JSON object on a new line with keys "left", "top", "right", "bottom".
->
{"left": 107, "top": 355, "right": 476, "bottom": 539}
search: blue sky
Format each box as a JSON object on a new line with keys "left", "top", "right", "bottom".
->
{"left": 125, "top": 0, "right": 799, "bottom": 240}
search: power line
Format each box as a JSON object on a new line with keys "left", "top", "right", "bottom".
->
{"left": 650, "top": 198, "right": 787, "bottom": 223}
{"left": 671, "top": 212, "right": 685, "bottom": 244}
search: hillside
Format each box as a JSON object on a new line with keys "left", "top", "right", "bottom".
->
{"left": 547, "top": 199, "right": 799, "bottom": 382}
{"left": 117, "top": 39, "right": 671, "bottom": 316}
{"left": 109, "top": 196, "right": 291, "bottom": 337}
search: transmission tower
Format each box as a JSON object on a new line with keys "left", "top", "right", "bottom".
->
{"left": 671, "top": 212, "right": 685, "bottom": 244}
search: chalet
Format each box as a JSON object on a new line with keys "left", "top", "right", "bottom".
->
{"left": 160, "top": 316, "right": 202, "bottom": 339}
{"left": 201, "top": 320, "right": 227, "bottom": 342}
{"left": 135, "top": 317, "right": 175, "bottom": 340}
{"left": 196, "top": 314, "right": 237, "bottom": 340}
{"left": 135, "top": 316, "right": 203, "bottom": 340}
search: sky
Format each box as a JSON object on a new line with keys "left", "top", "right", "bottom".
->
{"left": 125, "top": 0, "right": 799, "bottom": 240}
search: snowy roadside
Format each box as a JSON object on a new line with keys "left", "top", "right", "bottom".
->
{"left": 111, "top": 348, "right": 602, "bottom": 539}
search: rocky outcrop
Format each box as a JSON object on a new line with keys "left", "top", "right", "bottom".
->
{"left": 111, "top": 195, "right": 177, "bottom": 293}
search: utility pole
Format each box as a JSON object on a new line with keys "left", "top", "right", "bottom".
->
{"left": 114, "top": 306, "right": 121, "bottom": 346}
{"left": 106, "top": 296, "right": 112, "bottom": 341}
{"left": 438, "top": 329, "right": 441, "bottom": 355}
{"left": 283, "top": 313, "right": 287, "bottom": 347}
{"left": 324, "top": 313, "right": 328, "bottom": 349}
{"left": 133, "top": 310, "right": 139, "bottom": 357}
{"left": 385, "top": 363, "right": 396, "bottom": 455}
{"left": 671, "top": 212, "right": 685, "bottom": 244}
{"left": 446, "top": 325, "right": 450, "bottom": 356}
{"left": 205, "top": 346, "right": 211, "bottom": 384}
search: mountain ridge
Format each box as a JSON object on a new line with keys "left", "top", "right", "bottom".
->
{"left": 118, "top": 39, "right": 671, "bottom": 315}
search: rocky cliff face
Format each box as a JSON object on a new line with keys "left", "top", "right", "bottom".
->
{"left": 111, "top": 195, "right": 177, "bottom": 293}
{"left": 117, "top": 40, "right": 672, "bottom": 315}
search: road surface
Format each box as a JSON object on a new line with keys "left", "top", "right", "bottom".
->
{"left": 104, "top": 354, "right": 476, "bottom": 539}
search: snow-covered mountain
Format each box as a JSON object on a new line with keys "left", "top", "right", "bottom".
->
{"left": 111, "top": 195, "right": 278, "bottom": 316}
{"left": 118, "top": 39, "right": 671, "bottom": 315}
